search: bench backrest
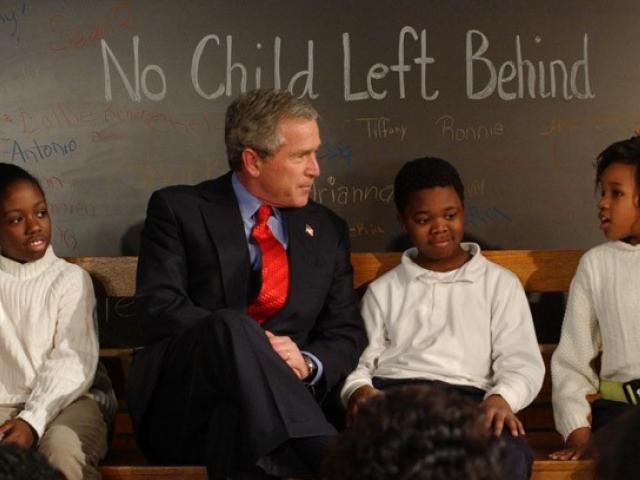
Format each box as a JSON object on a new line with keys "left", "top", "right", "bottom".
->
{"left": 66, "top": 249, "right": 584, "bottom": 299}
{"left": 351, "top": 250, "right": 584, "bottom": 293}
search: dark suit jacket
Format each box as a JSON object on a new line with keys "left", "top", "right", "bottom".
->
{"left": 127, "top": 172, "right": 366, "bottom": 432}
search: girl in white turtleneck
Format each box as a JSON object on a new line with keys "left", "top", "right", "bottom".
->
{"left": 0, "top": 163, "right": 107, "bottom": 480}
{"left": 551, "top": 137, "right": 640, "bottom": 461}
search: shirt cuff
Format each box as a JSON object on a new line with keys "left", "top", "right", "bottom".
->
{"left": 556, "top": 414, "right": 591, "bottom": 441}
{"left": 340, "top": 379, "right": 374, "bottom": 406}
{"left": 484, "top": 385, "right": 523, "bottom": 413}
{"left": 17, "top": 409, "right": 46, "bottom": 441}
{"left": 301, "top": 351, "right": 323, "bottom": 386}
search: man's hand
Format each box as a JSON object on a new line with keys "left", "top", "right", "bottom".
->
{"left": 549, "top": 427, "right": 592, "bottom": 460}
{"left": 0, "top": 418, "right": 37, "bottom": 448}
{"left": 480, "top": 394, "right": 524, "bottom": 437}
{"left": 265, "top": 331, "right": 308, "bottom": 380}
{"left": 346, "top": 385, "right": 381, "bottom": 427}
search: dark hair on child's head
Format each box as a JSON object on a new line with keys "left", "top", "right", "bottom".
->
{"left": 0, "top": 163, "right": 45, "bottom": 200}
{"left": 0, "top": 444, "right": 63, "bottom": 480}
{"left": 324, "top": 385, "right": 503, "bottom": 480}
{"left": 595, "top": 136, "right": 640, "bottom": 191}
{"left": 394, "top": 157, "right": 465, "bottom": 214}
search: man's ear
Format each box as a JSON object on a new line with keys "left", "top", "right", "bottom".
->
{"left": 241, "top": 148, "right": 262, "bottom": 177}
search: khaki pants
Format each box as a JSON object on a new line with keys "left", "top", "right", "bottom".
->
{"left": 0, "top": 396, "right": 108, "bottom": 480}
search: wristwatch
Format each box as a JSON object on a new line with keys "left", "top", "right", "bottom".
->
{"left": 302, "top": 354, "right": 317, "bottom": 381}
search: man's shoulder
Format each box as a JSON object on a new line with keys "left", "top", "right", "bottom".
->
{"left": 152, "top": 183, "right": 199, "bottom": 199}
{"left": 150, "top": 174, "right": 232, "bottom": 203}
{"left": 304, "top": 199, "right": 347, "bottom": 228}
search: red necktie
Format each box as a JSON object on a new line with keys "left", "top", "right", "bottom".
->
{"left": 247, "top": 204, "right": 290, "bottom": 324}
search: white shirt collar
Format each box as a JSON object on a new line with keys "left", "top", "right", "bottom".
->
{"left": 400, "top": 242, "right": 485, "bottom": 283}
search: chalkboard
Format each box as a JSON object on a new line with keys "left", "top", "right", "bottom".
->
{"left": 2, "top": 0, "right": 639, "bottom": 255}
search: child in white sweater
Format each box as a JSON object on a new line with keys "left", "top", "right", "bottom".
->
{"left": 342, "top": 157, "right": 545, "bottom": 480}
{"left": 0, "top": 163, "right": 107, "bottom": 479}
{"left": 551, "top": 137, "right": 640, "bottom": 460}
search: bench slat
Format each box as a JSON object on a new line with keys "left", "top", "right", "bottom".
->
{"left": 351, "top": 250, "right": 584, "bottom": 292}
{"left": 68, "top": 250, "right": 584, "bottom": 297}
{"left": 531, "top": 460, "right": 593, "bottom": 480}
{"left": 100, "top": 466, "right": 207, "bottom": 480}
{"left": 66, "top": 257, "right": 138, "bottom": 297}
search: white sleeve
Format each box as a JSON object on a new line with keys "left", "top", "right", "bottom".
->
{"left": 18, "top": 268, "right": 99, "bottom": 439}
{"left": 551, "top": 257, "right": 600, "bottom": 440}
{"left": 340, "top": 286, "right": 388, "bottom": 405}
{"left": 485, "top": 273, "right": 545, "bottom": 413}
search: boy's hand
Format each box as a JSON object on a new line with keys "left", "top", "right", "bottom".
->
{"left": 0, "top": 418, "right": 37, "bottom": 448}
{"left": 346, "top": 385, "right": 381, "bottom": 427}
{"left": 480, "top": 394, "right": 524, "bottom": 437}
{"left": 549, "top": 427, "right": 592, "bottom": 460}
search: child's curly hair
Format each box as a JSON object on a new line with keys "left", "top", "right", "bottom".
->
{"left": 393, "top": 157, "right": 465, "bottom": 215}
{"left": 325, "top": 385, "right": 503, "bottom": 480}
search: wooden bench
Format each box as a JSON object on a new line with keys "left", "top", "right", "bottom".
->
{"left": 67, "top": 250, "right": 594, "bottom": 480}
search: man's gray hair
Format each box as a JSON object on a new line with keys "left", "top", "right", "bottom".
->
{"left": 225, "top": 89, "right": 318, "bottom": 171}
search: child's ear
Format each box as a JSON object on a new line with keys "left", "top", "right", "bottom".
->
{"left": 397, "top": 213, "right": 407, "bottom": 232}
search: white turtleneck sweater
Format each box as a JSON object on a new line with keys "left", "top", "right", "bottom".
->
{"left": 552, "top": 241, "right": 640, "bottom": 440}
{"left": 0, "top": 246, "right": 98, "bottom": 439}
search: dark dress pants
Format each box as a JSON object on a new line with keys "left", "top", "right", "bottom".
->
{"left": 591, "top": 399, "right": 640, "bottom": 479}
{"left": 138, "top": 309, "right": 336, "bottom": 479}
{"left": 372, "top": 377, "right": 534, "bottom": 480}
{"left": 591, "top": 398, "right": 634, "bottom": 433}
{"left": 591, "top": 398, "right": 636, "bottom": 456}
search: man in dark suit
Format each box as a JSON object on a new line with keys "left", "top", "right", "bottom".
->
{"left": 127, "top": 89, "right": 367, "bottom": 479}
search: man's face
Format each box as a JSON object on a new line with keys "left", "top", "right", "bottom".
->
{"left": 248, "top": 117, "right": 321, "bottom": 208}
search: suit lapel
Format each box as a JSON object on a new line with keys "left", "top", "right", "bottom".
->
{"left": 265, "top": 204, "right": 319, "bottom": 325}
{"left": 199, "top": 173, "right": 250, "bottom": 309}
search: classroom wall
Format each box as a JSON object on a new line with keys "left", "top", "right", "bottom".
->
{"left": 2, "top": 0, "right": 639, "bottom": 255}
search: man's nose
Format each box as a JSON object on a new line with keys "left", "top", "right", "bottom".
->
{"left": 306, "top": 153, "right": 320, "bottom": 177}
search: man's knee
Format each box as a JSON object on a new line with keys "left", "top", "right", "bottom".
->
{"left": 195, "top": 309, "right": 266, "bottom": 347}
